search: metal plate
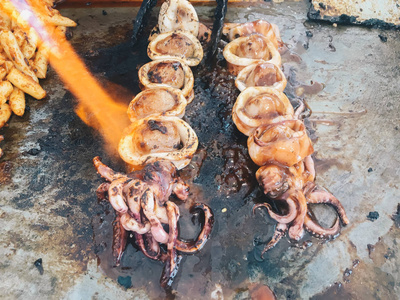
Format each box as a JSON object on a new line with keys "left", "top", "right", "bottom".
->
{"left": 1, "top": 1, "right": 400, "bottom": 299}
{"left": 309, "top": 0, "right": 400, "bottom": 28}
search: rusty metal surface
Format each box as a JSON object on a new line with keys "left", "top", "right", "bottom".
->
{"left": 309, "top": 0, "right": 400, "bottom": 28}
{"left": 1, "top": 1, "right": 400, "bottom": 299}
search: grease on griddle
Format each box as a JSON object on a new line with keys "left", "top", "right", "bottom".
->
{"left": 215, "top": 146, "right": 255, "bottom": 197}
{"left": 117, "top": 276, "right": 132, "bottom": 289}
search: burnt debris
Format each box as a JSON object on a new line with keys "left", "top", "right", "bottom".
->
{"left": 367, "top": 211, "right": 379, "bottom": 221}
{"left": 34, "top": 258, "right": 44, "bottom": 275}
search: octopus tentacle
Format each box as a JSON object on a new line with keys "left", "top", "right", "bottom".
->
{"left": 112, "top": 213, "right": 128, "bottom": 266}
{"left": 288, "top": 190, "right": 307, "bottom": 241}
{"left": 173, "top": 178, "right": 190, "bottom": 201}
{"left": 93, "top": 156, "right": 126, "bottom": 182}
{"left": 307, "top": 190, "right": 349, "bottom": 225}
{"left": 96, "top": 182, "right": 110, "bottom": 201}
{"left": 303, "top": 155, "right": 315, "bottom": 181}
{"left": 160, "top": 201, "right": 181, "bottom": 288}
{"left": 261, "top": 223, "right": 287, "bottom": 258}
{"left": 144, "top": 232, "right": 161, "bottom": 257}
{"left": 293, "top": 100, "right": 305, "bottom": 119}
{"left": 141, "top": 189, "right": 169, "bottom": 243}
{"left": 304, "top": 214, "right": 340, "bottom": 239}
{"left": 124, "top": 179, "right": 146, "bottom": 217}
{"left": 120, "top": 212, "right": 151, "bottom": 234}
{"left": 108, "top": 178, "right": 130, "bottom": 213}
{"left": 176, "top": 203, "right": 214, "bottom": 253}
{"left": 253, "top": 198, "right": 297, "bottom": 224}
{"left": 135, "top": 233, "right": 161, "bottom": 260}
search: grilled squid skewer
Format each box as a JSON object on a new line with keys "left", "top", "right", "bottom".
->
{"left": 224, "top": 19, "right": 349, "bottom": 254}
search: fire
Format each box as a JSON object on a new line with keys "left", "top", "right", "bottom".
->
{"left": 4, "top": 0, "right": 129, "bottom": 152}
{"left": 49, "top": 41, "right": 129, "bottom": 152}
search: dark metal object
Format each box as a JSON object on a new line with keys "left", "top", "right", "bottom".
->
{"left": 131, "top": 0, "right": 157, "bottom": 47}
{"left": 205, "top": 0, "right": 228, "bottom": 63}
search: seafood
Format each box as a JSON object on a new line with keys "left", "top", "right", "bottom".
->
{"left": 138, "top": 58, "right": 195, "bottom": 103}
{"left": 95, "top": 0, "right": 213, "bottom": 288}
{"left": 235, "top": 62, "right": 287, "bottom": 92}
{"left": 127, "top": 86, "right": 187, "bottom": 121}
{"left": 118, "top": 115, "right": 198, "bottom": 170}
{"left": 224, "top": 20, "right": 349, "bottom": 255}
{"left": 223, "top": 34, "right": 281, "bottom": 75}
{"left": 94, "top": 157, "right": 214, "bottom": 287}
{"left": 232, "top": 87, "right": 294, "bottom": 136}
{"left": 148, "top": 31, "right": 203, "bottom": 66}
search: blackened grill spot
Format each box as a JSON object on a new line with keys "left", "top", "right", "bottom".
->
{"left": 148, "top": 120, "right": 168, "bottom": 134}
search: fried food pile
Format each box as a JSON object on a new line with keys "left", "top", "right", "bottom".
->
{"left": 94, "top": 0, "right": 214, "bottom": 288}
{"left": 223, "top": 20, "right": 349, "bottom": 256}
{"left": 0, "top": 0, "right": 76, "bottom": 157}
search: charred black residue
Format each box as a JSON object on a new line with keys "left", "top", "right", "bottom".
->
{"left": 34, "top": 258, "right": 44, "bottom": 275}
{"left": 367, "top": 211, "right": 379, "bottom": 221}
{"left": 148, "top": 119, "right": 168, "bottom": 134}
{"left": 308, "top": 5, "right": 400, "bottom": 30}
{"left": 391, "top": 204, "right": 400, "bottom": 228}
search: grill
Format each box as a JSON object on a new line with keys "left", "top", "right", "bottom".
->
{"left": 1, "top": 1, "right": 400, "bottom": 299}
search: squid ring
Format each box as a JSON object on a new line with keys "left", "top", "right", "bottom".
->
{"left": 248, "top": 119, "right": 314, "bottom": 167}
{"left": 138, "top": 58, "right": 195, "bottom": 103}
{"left": 232, "top": 87, "right": 294, "bottom": 136}
{"left": 119, "top": 115, "right": 198, "bottom": 170}
{"left": 223, "top": 35, "right": 281, "bottom": 76}
{"left": 147, "top": 30, "right": 203, "bottom": 66}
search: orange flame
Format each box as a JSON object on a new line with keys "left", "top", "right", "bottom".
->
{"left": 5, "top": 0, "right": 129, "bottom": 153}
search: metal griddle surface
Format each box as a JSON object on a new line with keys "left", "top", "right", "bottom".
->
{"left": 1, "top": 1, "right": 400, "bottom": 299}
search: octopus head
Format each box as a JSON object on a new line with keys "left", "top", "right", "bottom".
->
{"left": 256, "top": 164, "right": 289, "bottom": 198}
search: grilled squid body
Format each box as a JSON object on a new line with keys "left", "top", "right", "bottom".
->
{"left": 139, "top": 59, "right": 195, "bottom": 103}
{"left": 226, "top": 20, "right": 282, "bottom": 50}
{"left": 119, "top": 115, "right": 198, "bottom": 170}
{"left": 127, "top": 87, "right": 187, "bottom": 122}
{"left": 236, "top": 62, "right": 287, "bottom": 92}
{"left": 158, "top": 0, "right": 199, "bottom": 37}
{"left": 248, "top": 120, "right": 314, "bottom": 167}
{"left": 148, "top": 31, "right": 203, "bottom": 66}
{"left": 223, "top": 34, "right": 281, "bottom": 75}
{"left": 233, "top": 87, "right": 294, "bottom": 136}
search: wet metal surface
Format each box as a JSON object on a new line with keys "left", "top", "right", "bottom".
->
{"left": 1, "top": 1, "right": 400, "bottom": 299}
{"left": 309, "top": 0, "right": 400, "bottom": 28}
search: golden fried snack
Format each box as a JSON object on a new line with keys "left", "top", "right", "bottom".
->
{"left": 9, "top": 86, "right": 25, "bottom": 116}
{"left": 0, "top": 80, "right": 13, "bottom": 104}
{"left": 7, "top": 67, "right": 46, "bottom": 99}
{"left": 0, "top": 103, "right": 12, "bottom": 128}
{"left": 32, "top": 45, "right": 49, "bottom": 79}
{"left": 0, "top": 30, "right": 38, "bottom": 82}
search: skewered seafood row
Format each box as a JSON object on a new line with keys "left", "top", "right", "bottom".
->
{"left": 223, "top": 20, "right": 349, "bottom": 256}
{"left": 94, "top": 0, "right": 214, "bottom": 288}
